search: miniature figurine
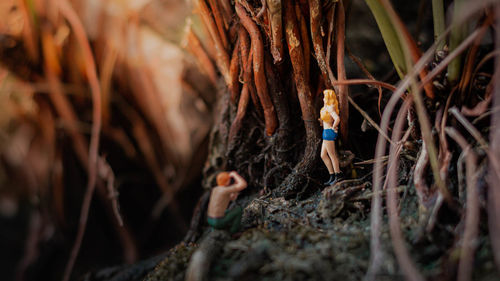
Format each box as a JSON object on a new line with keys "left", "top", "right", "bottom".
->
{"left": 207, "top": 171, "right": 247, "bottom": 233}
{"left": 320, "top": 89, "right": 343, "bottom": 186}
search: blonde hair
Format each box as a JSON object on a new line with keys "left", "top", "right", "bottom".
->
{"left": 323, "top": 89, "right": 339, "bottom": 115}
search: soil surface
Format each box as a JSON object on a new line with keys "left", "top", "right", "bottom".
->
{"left": 142, "top": 173, "right": 498, "bottom": 281}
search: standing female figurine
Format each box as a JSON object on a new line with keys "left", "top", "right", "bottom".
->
{"left": 320, "top": 89, "right": 343, "bottom": 186}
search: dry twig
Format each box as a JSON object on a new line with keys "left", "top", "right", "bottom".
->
{"left": 336, "top": 0, "right": 349, "bottom": 142}
{"left": 446, "top": 127, "right": 479, "bottom": 281}
{"left": 386, "top": 98, "right": 425, "bottom": 281}
{"left": 59, "top": 0, "right": 103, "bottom": 279}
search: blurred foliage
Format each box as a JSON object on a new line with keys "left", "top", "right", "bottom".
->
{"left": 0, "top": 0, "right": 216, "bottom": 280}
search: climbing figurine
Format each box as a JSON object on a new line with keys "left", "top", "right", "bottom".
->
{"left": 207, "top": 171, "right": 247, "bottom": 233}
{"left": 185, "top": 172, "right": 246, "bottom": 281}
{"left": 320, "top": 89, "right": 344, "bottom": 186}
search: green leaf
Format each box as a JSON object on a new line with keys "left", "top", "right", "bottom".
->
{"left": 365, "top": 0, "right": 406, "bottom": 79}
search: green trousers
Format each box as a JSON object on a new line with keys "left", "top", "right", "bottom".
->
{"left": 207, "top": 206, "right": 243, "bottom": 234}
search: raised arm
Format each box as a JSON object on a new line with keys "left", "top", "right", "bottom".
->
{"left": 226, "top": 171, "right": 248, "bottom": 193}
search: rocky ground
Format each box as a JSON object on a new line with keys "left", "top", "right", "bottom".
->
{"left": 142, "top": 171, "right": 498, "bottom": 281}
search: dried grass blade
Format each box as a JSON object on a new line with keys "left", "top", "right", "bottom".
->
{"left": 368, "top": 2, "right": 497, "bottom": 278}
{"left": 458, "top": 15, "right": 492, "bottom": 98}
{"left": 346, "top": 48, "right": 383, "bottom": 116}
{"left": 347, "top": 96, "right": 393, "bottom": 145}
{"left": 445, "top": 127, "right": 479, "bottom": 281}
{"left": 365, "top": 0, "right": 434, "bottom": 99}
{"left": 449, "top": 107, "right": 488, "bottom": 148}
{"left": 59, "top": 0, "right": 103, "bottom": 279}
{"left": 488, "top": 5, "right": 500, "bottom": 270}
{"left": 364, "top": 0, "right": 406, "bottom": 78}
{"left": 378, "top": 0, "right": 448, "bottom": 202}
{"left": 421, "top": 27, "right": 487, "bottom": 87}
{"left": 386, "top": 98, "right": 425, "bottom": 281}
{"left": 332, "top": 79, "right": 395, "bottom": 92}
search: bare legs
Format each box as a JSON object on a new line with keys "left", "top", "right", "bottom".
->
{"left": 321, "top": 141, "right": 334, "bottom": 173}
{"left": 321, "top": 140, "right": 340, "bottom": 174}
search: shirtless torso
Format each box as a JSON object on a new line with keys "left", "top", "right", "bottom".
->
{"left": 207, "top": 172, "right": 247, "bottom": 218}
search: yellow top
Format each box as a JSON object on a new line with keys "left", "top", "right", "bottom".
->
{"left": 320, "top": 89, "right": 339, "bottom": 124}
{"left": 320, "top": 107, "right": 333, "bottom": 123}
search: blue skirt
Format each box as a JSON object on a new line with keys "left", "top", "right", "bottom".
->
{"left": 322, "top": 129, "right": 338, "bottom": 141}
